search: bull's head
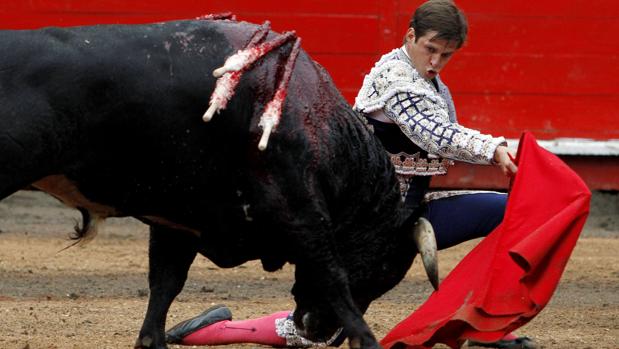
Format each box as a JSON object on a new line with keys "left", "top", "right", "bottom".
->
{"left": 248, "top": 34, "right": 441, "bottom": 344}
{"left": 290, "top": 214, "right": 438, "bottom": 343}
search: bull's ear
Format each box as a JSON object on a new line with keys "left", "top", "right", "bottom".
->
{"left": 411, "top": 217, "right": 439, "bottom": 291}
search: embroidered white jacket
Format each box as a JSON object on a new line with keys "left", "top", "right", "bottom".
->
{"left": 354, "top": 47, "right": 506, "bottom": 166}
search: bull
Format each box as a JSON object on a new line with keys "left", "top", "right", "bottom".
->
{"left": 0, "top": 18, "right": 436, "bottom": 349}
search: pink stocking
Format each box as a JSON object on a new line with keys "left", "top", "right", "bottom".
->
{"left": 181, "top": 311, "right": 290, "bottom": 346}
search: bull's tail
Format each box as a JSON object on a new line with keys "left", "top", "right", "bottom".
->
{"left": 58, "top": 208, "right": 103, "bottom": 251}
{"left": 73, "top": 207, "right": 103, "bottom": 243}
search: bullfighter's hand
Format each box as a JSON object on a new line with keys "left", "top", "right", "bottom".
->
{"left": 493, "top": 145, "right": 518, "bottom": 177}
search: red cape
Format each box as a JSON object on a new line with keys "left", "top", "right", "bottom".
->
{"left": 381, "top": 132, "right": 591, "bottom": 349}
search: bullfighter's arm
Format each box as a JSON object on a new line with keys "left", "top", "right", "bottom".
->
{"left": 384, "top": 91, "right": 506, "bottom": 164}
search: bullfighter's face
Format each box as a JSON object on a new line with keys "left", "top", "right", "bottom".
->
{"left": 404, "top": 28, "right": 459, "bottom": 80}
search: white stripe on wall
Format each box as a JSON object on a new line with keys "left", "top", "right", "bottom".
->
{"left": 506, "top": 138, "right": 619, "bottom": 156}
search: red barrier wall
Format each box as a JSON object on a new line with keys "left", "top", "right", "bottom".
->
{"left": 1, "top": 1, "right": 617, "bottom": 189}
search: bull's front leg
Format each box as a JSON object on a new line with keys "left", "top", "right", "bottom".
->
{"left": 291, "top": 232, "right": 380, "bottom": 349}
{"left": 135, "top": 225, "right": 198, "bottom": 349}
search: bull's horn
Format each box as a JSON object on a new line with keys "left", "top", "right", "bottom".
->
{"left": 412, "top": 217, "right": 439, "bottom": 290}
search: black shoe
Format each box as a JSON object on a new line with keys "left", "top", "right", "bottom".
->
{"left": 165, "top": 304, "right": 232, "bottom": 344}
{"left": 467, "top": 336, "right": 538, "bottom": 349}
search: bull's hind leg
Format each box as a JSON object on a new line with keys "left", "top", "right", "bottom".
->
{"left": 135, "top": 226, "right": 198, "bottom": 349}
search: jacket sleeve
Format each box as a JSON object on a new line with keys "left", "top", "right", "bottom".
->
{"left": 384, "top": 91, "right": 507, "bottom": 164}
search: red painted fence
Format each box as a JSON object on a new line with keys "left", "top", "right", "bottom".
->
{"left": 1, "top": 0, "right": 617, "bottom": 189}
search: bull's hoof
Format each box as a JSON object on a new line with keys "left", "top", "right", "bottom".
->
{"left": 134, "top": 335, "right": 167, "bottom": 349}
{"left": 349, "top": 336, "right": 382, "bottom": 349}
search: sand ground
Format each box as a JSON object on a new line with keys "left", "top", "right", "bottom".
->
{"left": 0, "top": 191, "right": 617, "bottom": 349}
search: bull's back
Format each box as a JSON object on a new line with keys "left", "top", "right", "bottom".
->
{"left": 0, "top": 19, "right": 399, "bottom": 238}
{"left": 0, "top": 21, "right": 269, "bottom": 215}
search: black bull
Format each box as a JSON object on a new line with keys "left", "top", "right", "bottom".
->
{"left": 0, "top": 20, "right": 425, "bottom": 348}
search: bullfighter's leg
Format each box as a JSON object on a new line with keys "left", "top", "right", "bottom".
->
{"left": 166, "top": 306, "right": 346, "bottom": 347}
{"left": 423, "top": 191, "right": 507, "bottom": 250}
{"left": 167, "top": 308, "right": 288, "bottom": 346}
{"left": 135, "top": 225, "right": 199, "bottom": 349}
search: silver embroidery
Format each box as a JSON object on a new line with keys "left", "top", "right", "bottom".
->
{"left": 354, "top": 47, "right": 507, "bottom": 165}
{"left": 388, "top": 151, "right": 454, "bottom": 200}
{"left": 274, "top": 314, "right": 343, "bottom": 348}
{"left": 389, "top": 152, "right": 453, "bottom": 176}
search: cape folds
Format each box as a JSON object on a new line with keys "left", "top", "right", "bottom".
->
{"left": 381, "top": 132, "right": 591, "bottom": 349}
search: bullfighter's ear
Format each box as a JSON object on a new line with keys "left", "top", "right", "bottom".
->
{"left": 411, "top": 217, "right": 439, "bottom": 291}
